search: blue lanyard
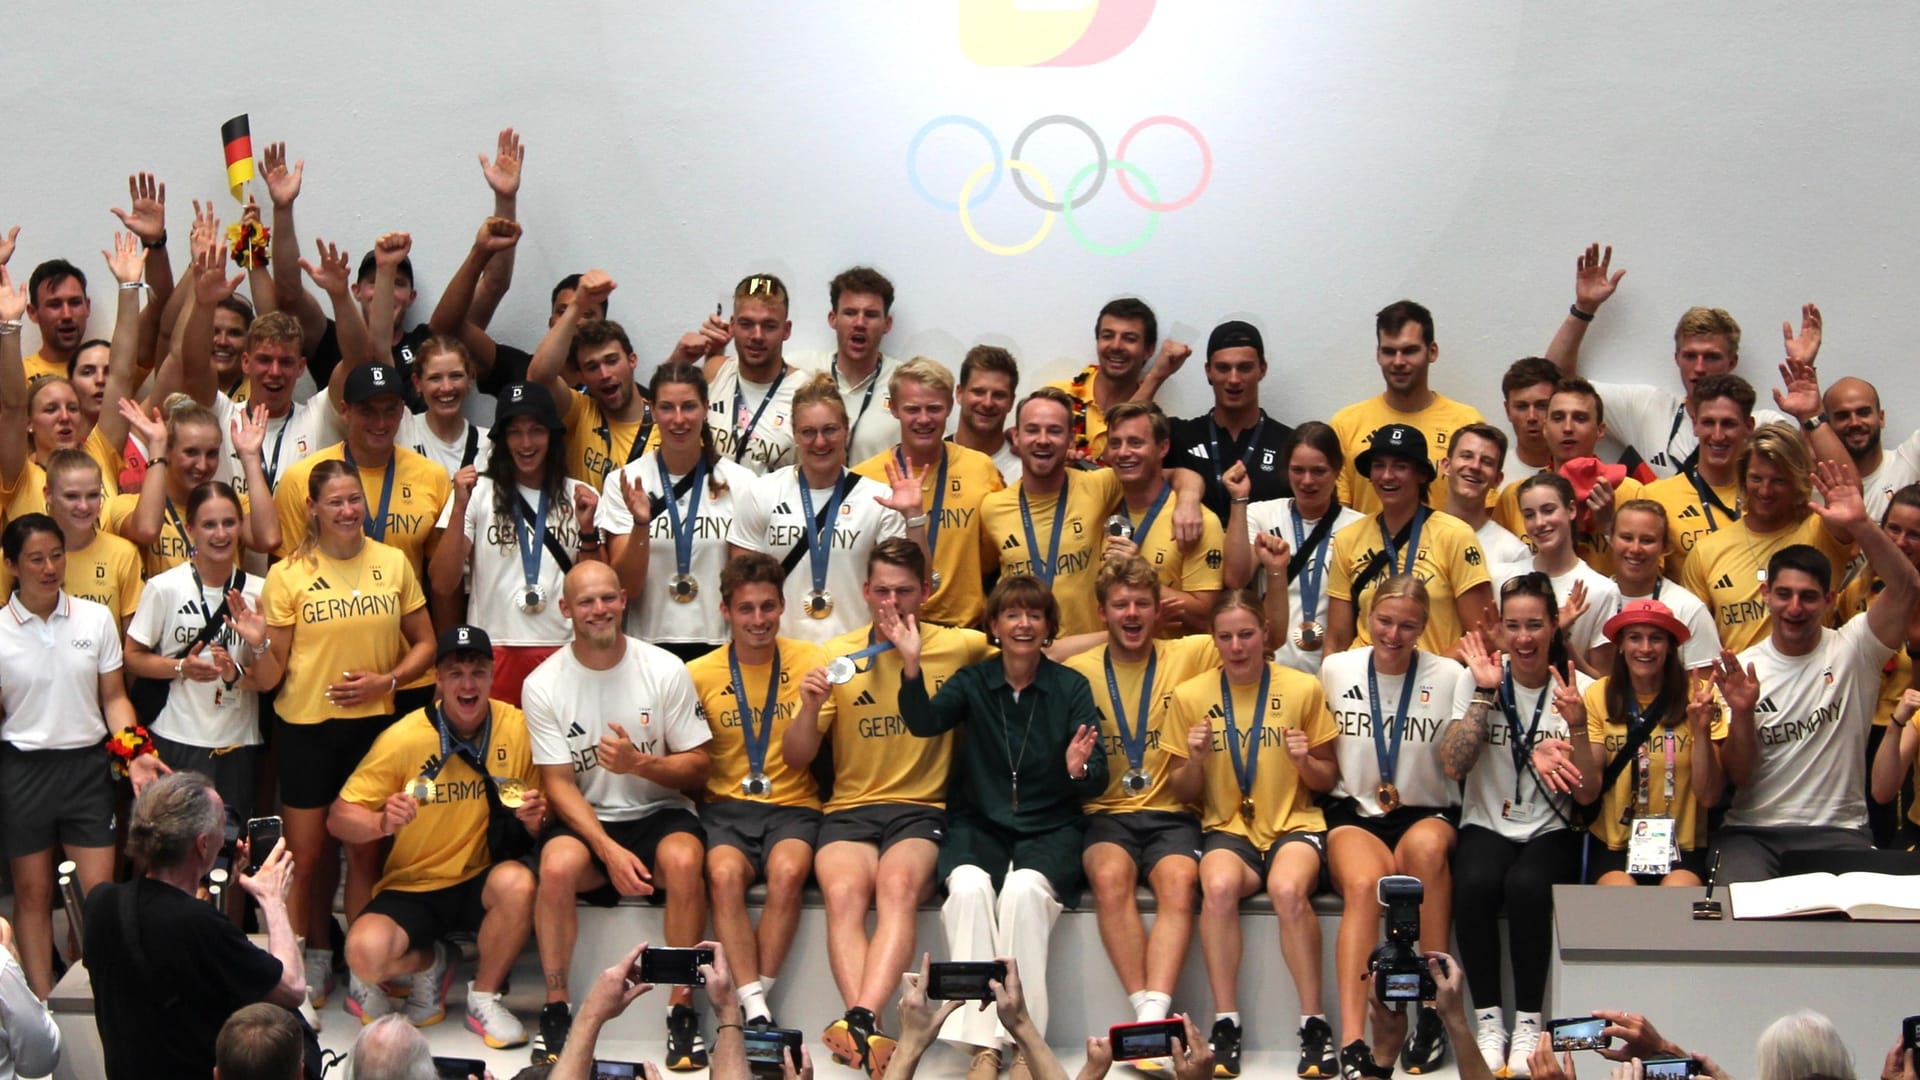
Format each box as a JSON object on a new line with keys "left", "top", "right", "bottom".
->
{"left": 1367, "top": 652, "right": 1420, "bottom": 784}
{"left": 341, "top": 446, "right": 397, "bottom": 544}
{"left": 658, "top": 456, "right": 707, "bottom": 579}
{"left": 1290, "top": 502, "right": 1332, "bottom": 624}
{"left": 1103, "top": 647, "right": 1159, "bottom": 771}
{"left": 510, "top": 485, "right": 550, "bottom": 592}
{"left": 429, "top": 700, "right": 493, "bottom": 779}
{"left": 1378, "top": 505, "right": 1430, "bottom": 578}
{"left": 727, "top": 644, "right": 782, "bottom": 777}
{"left": 1500, "top": 666, "right": 1550, "bottom": 802}
{"left": 797, "top": 472, "right": 850, "bottom": 595}
{"left": 895, "top": 445, "right": 949, "bottom": 562}
{"left": 846, "top": 633, "right": 896, "bottom": 673}
{"left": 1205, "top": 416, "right": 1264, "bottom": 484}
{"left": 1127, "top": 482, "right": 1173, "bottom": 543}
{"left": 1221, "top": 664, "right": 1271, "bottom": 799}
{"left": 1018, "top": 474, "right": 1071, "bottom": 587}
{"left": 731, "top": 368, "right": 789, "bottom": 460}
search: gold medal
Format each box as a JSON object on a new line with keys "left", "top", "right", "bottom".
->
{"left": 805, "top": 590, "right": 834, "bottom": 619}
{"left": 1376, "top": 782, "right": 1401, "bottom": 812}
{"left": 1239, "top": 796, "right": 1256, "bottom": 825}
{"left": 495, "top": 778, "right": 526, "bottom": 809}
{"left": 407, "top": 776, "right": 436, "bottom": 802}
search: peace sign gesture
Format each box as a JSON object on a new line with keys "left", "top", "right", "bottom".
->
{"left": 1549, "top": 662, "right": 1587, "bottom": 730}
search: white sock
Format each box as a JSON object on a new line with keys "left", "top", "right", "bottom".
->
{"left": 1301, "top": 1013, "right": 1327, "bottom": 1028}
{"left": 1138, "top": 993, "right": 1172, "bottom": 1022}
{"left": 738, "top": 981, "right": 770, "bottom": 1023}
{"left": 759, "top": 974, "right": 777, "bottom": 995}
{"left": 1477, "top": 1007, "right": 1501, "bottom": 1026}
{"left": 1514, "top": 1012, "right": 1542, "bottom": 1029}
{"left": 1217, "top": 1011, "right": 1240, "bottom": 1028}
{"left": 1128, "top": 990, "right": 1151, "bottom": 1016}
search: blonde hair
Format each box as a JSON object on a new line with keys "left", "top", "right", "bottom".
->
{"left": 1739, "top": 421, "right": 1814, "bottom": 507}
{"left": 294, "top": 459, "right": 363, "bottom": 566}
{"left": 1368, "top": 573, "right": 1431, "bottom": 616}
{"left": 790, "top": 371, "right": 847, "bottom": 422}
{"left": 888, "top": 356, "right": 955, "bottom": 401}
{"left": 1095, "top": 555, "right": 1162, "bottom": 605}
{"left": 1613, "top": 498, "right": 1672, "bottom": 552}
{"left": 1673, "top": 306, "right": 1741, "bottom": 354}
{"left": 43, "top": 447, "right": 102, "bottom": 488}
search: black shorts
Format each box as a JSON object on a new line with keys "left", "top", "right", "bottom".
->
{"left": 818, "top": 803, "right": 946, "bottom": 854}
{"left": 363, "top": 872, "right": 489, "bottom": 948}
{"left": 275, "top": 714, "right": 397, "bottom": 810}
{"left": 1586, "top": 843, "right": 1707, "bottom": 884}
{"left": 546, "top": 808, "right": 706, "bottom": 907}
{"left": 152, "top": 735, "right": 259, "bottom": 843}
{"left": 1084, "top": 810, "right": 1201, "bottom": 873}
{"left": 1324, "top": 796, "right": 1459, "bottom": 851}
{"left": 1203, "top": 830, "right": 1328, "bottom": 887}
{"left": 0, "top": 744, "right": 115, "bottom": 858}
{"left": 702, "top": 800, "right": 821, "bottom": 876}
{"left": 657, "top": 641, "right": 720, "bottom": 663}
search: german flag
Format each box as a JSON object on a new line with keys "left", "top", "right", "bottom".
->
{"left": 221, "top": 114, "right": 255, "bottom": 202}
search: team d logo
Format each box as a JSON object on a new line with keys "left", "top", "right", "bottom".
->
{"left": 456, "top": 627, "right": 473, "bottom": 646}
{"left": 509, "top": 386, "right": 526, "bottom": 402}
{"left": 371, "top": 368, "right": 388, "bottom": 386}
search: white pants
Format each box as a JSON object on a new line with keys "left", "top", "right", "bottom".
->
{"left": 938, "top": 865, "right": 1063, "bottom": 1048}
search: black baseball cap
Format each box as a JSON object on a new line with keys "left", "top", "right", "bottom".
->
{"left": 1206, "top": 320, "right": 1265, "bottom": 359}
{"left": 343, "top": 363, "right": 406, "bottom": 404}
{"left": 491, "top": 382, "right": 566, "bottom": 436}
{"left": 1354, "top": 423, "right": 1437, "bottom": 481}
{"left": 437, "top": 624, "right": 494, "bottom": 662}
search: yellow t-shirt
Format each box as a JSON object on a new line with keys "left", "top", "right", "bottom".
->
{"left": 1492, "top": 473, "right": 1646, "bottom": 574}
{"left": 0, "top": 530, "right": 143, "bottom": 627}
{"left": 1584, "top": 678, "right": 1727, "bottom": 852}
{"left": 978, "top": 467, "right": 1124, "bottom": 637}
{"left": 1642, "top": 471, "right": 1742, "bottom": 582}
{"left": 1326, "top": 509, "right": 1491, "bottom": 656}
{"left": 105, "top": 490, "right": 256, "bottom": 579}
{"left": 1120, "top": 485, "right": 1226, "bottom": 635}
{"left": 273, "top": 444, "right": 451, "bottom": 577}
{"left": 853, "top": 442, "right": 1004, "bottom": 628}
{"left": 22, "top": 352, "right": 65, "bottom": 385}
{"left": 1066, "top": 635, "right": 1219, "bottom": 815}
{"left": 3, "top": 433, "right": 123, "bottom": 520}
{"left": 560, "top": 386, "right": 662, "bottom": 494}
{"left": 815, "top": 622, "right": 993, "bottom": 812}
{"left": 1679, "top": 514, "right": 1854, "bottom": 653}
{"left": 1045, "top": 365, "right": 1111, "bottom": 462}
{"left": 1330, "top": 393, "right": 1483, "bottom": 514}
{"left": 262, "top": 540, "right": 427, "bottom": 725}
{"left": 338, "top": 702, "right": 541, "bottom": 894}
{"left": 1170, "top": 662, "right": 1337, "bottom": 848}
{"left": 688, "top": 638, "right": 829, "bottom": 809}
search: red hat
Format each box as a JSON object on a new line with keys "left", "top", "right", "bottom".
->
{"left": 1603, "top": 599, "right": 1690, "bottom": 645}
{"left": 1559, "top": 457, "right": 1629, "bottom": 504}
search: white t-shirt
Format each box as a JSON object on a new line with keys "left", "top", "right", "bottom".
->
{"left": 0, "top": 593, "right": 121, "bottom": 750}
{"left": 1860, "top": 429, "right": 1920, "bottom": 523}
{"left": 1500, "top": 447, "right": 1550, "bottom": 490}
{"left": 214, "top": 392, "right": 327, "bottom": 498}
{"left": 1246, "top": 497, "right": 1367, "bottom": 675}
{"left": 1475, "top": 519, "right": 1535, "bottom": 580}
{"left": 411, "top": 419, "right": 488, "bottom": 478}
{"left": 598, "top": 452, "right": 757, "bottom": 645}
{"left": 990, "top": 440, "right": 1022, "bottom": 485}
{"left": 1725, "top": 616, "right": 1893, "bottom": 831}
{"left": 727, "top": 466, "right": 907, "bottom": 643}
{"left": 1497, "top": 559, "right": 1617, "bottom": 652}
{"left": 1611, "top": 581, "right": 1720, "bottom": 669}
{"left": 1320, "top": 648, "right": 1473, "bottom": 814}
{"left": 1459, "top": 666, "right": 1589, "bottom": 841}
{"left": 787, "top": 349, "right": 903, "bottom": 467}
{"left": 1590, "top": 380, "right": 1789, "bottom": 479}
{"left": 437, "top": 477, "right": 592, "bottom": 646}
{"left": 126, "top": 563, "right": 264, "bottom": 748}
{"left": 707, "top": 360, "right": 798, "bottom": 476}
{"left": 523, "top": 639, "right": 713, "bottom": 822}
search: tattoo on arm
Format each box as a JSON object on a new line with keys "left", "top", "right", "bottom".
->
{"left": 1441, "top": 701, "right": 1493, "bottom": 780}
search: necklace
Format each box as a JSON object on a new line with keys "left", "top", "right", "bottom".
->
{"left": 320, "top": 544, "right": 369, "bottom": 597}
{"left": 999, "top": 682, "right": 1040, "bottom": 813}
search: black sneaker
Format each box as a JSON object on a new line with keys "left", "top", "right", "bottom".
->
{"left": 531, "top": 1002, "right": 571, "bottom": 1064}
{"left": 665, "top": 1004, "right": 709, "bottom": 1071}
{"left": 1298, "top": 1017, "right": 1338, "bottom": 1079}
{"left": 1401, "top": 1006, "right": 1448, "bottom": 1074}
{"left": 1210, "top": 1017, "right": 1242, "bottom": 1078}
{"left": 1338, "top": 1040, "right": 1377, "bottom": 1080}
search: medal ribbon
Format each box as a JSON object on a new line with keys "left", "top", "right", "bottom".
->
{"left": 1368, "top": 651, "right": 1420, "bottom": 791}
{"left": 1127, "top": 482, "right": 1173, "bottom": 544}
{"left": 428, "top": 699, "right": 494, "bottom": 782}
{"left": 658, "top": 456, "right": 708, "bottom": 581}
{"left": 844, "top": 632, "right": 897, "bottom": 673}
{"left": 1205, "top": 416, "right": 1265, "bottom": 488}
{"left": 1018, "top": 473, "right": 1071, "bottom": 587}
{"left": 1377, "top": 505, "right": 1430, "bottom": 578}
{"left": 1289, "top": 502, "right": 1333, "bottom": 628}
{"left": 511, "top": 486, "right": 551, "bottom": 600}
{"left": 1104, "top": 647, "right": 1159, "bottom": 772}
{"left": 728, "top": 644, "right": 782, "bottom": 779}
{"left": 1220, "top": 665, "right": 1271, "bottom": 803}
{"left": 341, "top": 445, "right": 397, "bottom": 543}
{"left": 798, "top": 471, "right": 851, "bottom": 599}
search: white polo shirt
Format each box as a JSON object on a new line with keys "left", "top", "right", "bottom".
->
{"left": 523, "top": 639, "right": 712, "bottom": 823}
{"left": 598, "top": 453, "right": 758, "bottom": 646}
{"left": 726, "top": 466, "right": 906, "bottom": 644}
{"left": 0, "top": 593, "right": 122, "bottom": 750}
{"left": 125, "top": 564, "right": 265, "bottom": 748}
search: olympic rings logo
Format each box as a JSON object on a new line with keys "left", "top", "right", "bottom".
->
{"left": 906, "top": 114, "right": 1212, "bottom": 256}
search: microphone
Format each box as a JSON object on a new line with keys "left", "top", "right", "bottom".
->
{"left": 1691, "top": 851, "right": 1724, "bottom": 920}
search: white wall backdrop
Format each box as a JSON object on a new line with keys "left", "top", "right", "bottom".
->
{"left": 4, "top": 1, "right": 1916, "bottom": 429}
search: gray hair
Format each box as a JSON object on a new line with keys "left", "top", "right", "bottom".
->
{"left": 126, "top": 771, "right": 224, "bottom": 870}
{"left": 1755, "top": 1010, "right": 1854, "bottom": 1080}
{"left": 348, "top": 1015, "right": 434, "bottom": 1080}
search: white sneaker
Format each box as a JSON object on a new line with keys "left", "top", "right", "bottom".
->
{"left": 466, "top": 982, "right": 529, "bottom": 1048}
{"left": 405, "top": 942, "right": 453, "bottom": 1027}
{"left": 1475, "top": 1010, "right": 1508, "bottom": 1078}
{"left": 1508, "top": 1017, "right": 1542, "bottom": 1079}
{"left": 347, "top": 973, "right": 395, "bottom": 1024}
{"left": 304, "top": 948, "right": 335, "bottom": 1008}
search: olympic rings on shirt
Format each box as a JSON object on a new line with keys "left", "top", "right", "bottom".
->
{"left": 907, "top": 113, "right": 1211, "bottom": 255}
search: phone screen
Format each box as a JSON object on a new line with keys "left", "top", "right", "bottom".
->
{"left": 433, "top": 1058, "right": 488, "bottom": 1079}
{"left": 927, "top": 961, "right": 1006, "bottom": 1001}
{"left": 1110, "top": 1020, "right": 1184, "bottom": 1060}
{"left": 639, "top": 946, "right": 713, "bottom": 986}
{"left": 1641, "top": 1058, "right": 1695, "bottom": 1080}
{"left": 594, "top": 1063, "right": 642, "bottom": 1080}
{"left": 243, "top": 816, "right": 282, "bottom": 875}
{"left": 1550, "top": 1017, "right": 1611, "bottom": 1052}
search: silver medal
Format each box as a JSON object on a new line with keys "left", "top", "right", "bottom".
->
{"left": 742, "top": 774, "right": 772, "bottom": 797}
{"left": 519, "top": 582, "right": 548, "bottom": 614}
{"left": 826, "top": 656, "right": 857, "bottom": 685}
{"left": 1121, "top": 768, "right": 1150, "bottom": 794}
{"left": 669, "top": 574, "right": 699, "bottom": 603}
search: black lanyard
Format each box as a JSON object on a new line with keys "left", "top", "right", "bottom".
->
{"left": 1499, "top": 667, "right": 1550, "bottom": 803}
{"left": 1205, "top": 416, "right": 1265, "bottom": 487}
{"left": 1686, "top": 466, "right": 1740, "bottom": 530}
{"left": 836, "top": 358, "right": 884, "bottom": 443}
{"left": 731, "top": 369, "right": 789, "bottom": 461}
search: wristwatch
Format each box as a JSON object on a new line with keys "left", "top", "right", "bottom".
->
{"left": 1802, "top": 412, "right": 1829, "bottom": 432}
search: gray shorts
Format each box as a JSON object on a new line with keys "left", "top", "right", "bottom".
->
{"left": 1083, "top": 810, "right": 1202, "bottom": 873}
{"left": 153, "top": 735, "right": 259, "bottom": 843}
{"left": 1, "top": 744, "right": 116, "bottom": 859}
{"left": 818, "top": 803, "right": 946, "bottom": 854}
{"left": 1203, "top": 829, "right": 1327, "bottom": 886}
{"left": 701, "top": 800, "right": 821, "bottom": 876}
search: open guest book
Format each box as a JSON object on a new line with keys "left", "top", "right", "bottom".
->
{"left": 1729, "top": 871, "right": 1920, "bottom": 920}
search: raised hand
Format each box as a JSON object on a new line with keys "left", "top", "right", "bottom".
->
{"left": 373, "top": 231, "right": 412, "bottom": 269}
{"left": 102, "top": 231, "right": 145, "bottom": 286}
{"left": 574, "top": 269, "right": 617, "bottom": 311}
{"left": 118, "top": 398, "right": 168, "bottom": 451}
{"left": 1782, "top": 302, "right": 1823, "bottom": 369}
{"left": 240, "top": 194, "right": 263, "bottom": 230}
{"left": 878, "top": 607, "right": 922, "bottom": 670}
{"left": 878, "top": 458, "right": 928, "bottom": 515}
{"left": 617, "top": 470, "right": 652, "bottom": 531}
{"left": 574, "top": 483, "right": 600, "bottom": 535}
{"left": 1459, "top": 630, "right": 1503, "bottom": 689}
{"left": 260, "top": 142, "right": 304, "bottom": 209}
{"left": 225, "top": 590, "right": 269, "bottom": 649}
{"left": 1709, "top": 650, "right": 1760, "bottom": 716}
{"left": 189, "top": 199, "right": 219, "bottom": 263}
{"left": 1809, "top": 457, "right": 1867, "bottom": 534}
{"left": 191, "top": 236, "right": 242, "bottom": 306}
{"left": 110, "top": 172, "right": 168, "bottom": 246}
{"left": 1222, "top": 459, "right": 1251, "bottom": 502}
{"left": 230, "top": 402, "right": 268, "bottom": 459}
{"left": 473, "top": 215, "right": 521, "bottom": 254}
{"left": 1253, "top": 530, "right": 1292, "bottom": 576}
{"left": 1685, "top": 675, "right": 1719, "bottom": 734}
{"left": 1066, "top": 723, "right": 1098, "bottom": 776}
{"left": 1156, "top": 339, "right": 1192, "bottom": 378}
{"left": 1561, "top": 578, "right": 1591, "bottom": 631}
{"left": 450, "top": 464, "right": 479, "bottom": 507}
{"left": 299, "top": 239, "right": 352, "bottom": 295}
{"left": 480, "top": 127, "right": 525, "bottom": 198}
{"left": 1772, "top": 359, "right": 1822, "bottom": 422}
{"left": 0, "top": 266, "right": 24, "bottom": 322}
{"left": 1187, "top": 719, "right": 1212, "bottom": 758}
{"left": 1574, "top": 242, "right": 1625, "bottom": 312}
{"left": 1550, "top": 663, "right": 1587, "bottom": 730}
{"left": 798, "top": 667, "right": 830, "bottom": 712}
{"left": 0, "top": 226, "right": 17, "bottom": 267}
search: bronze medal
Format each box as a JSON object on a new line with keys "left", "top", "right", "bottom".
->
{"left": 1239, "top": 796, "right": 1256, "bottom": 825}
{"left": 1376, "top": 781, "right": 1402, "bottom": 812}
{"left": 1293, "top": 620, "right": 1324, "bottom": 651}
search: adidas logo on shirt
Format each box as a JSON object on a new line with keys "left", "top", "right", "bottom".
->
{"left": 1714, "top": 574, "right": 1734, "bottom": 589}
{"left": 854, "top": 689, "right": 877, "bottom": 706}
{"left": 1343, "top": 685, "right": 1366, "bottom": 701}
{"left": 1205, "top": 703, "right": 1225, "bottom": 720}
{"left": 1755, "top": 697, "right": 1779, "bottom": 715}
{"left": 309, "top": 576, "right": 333, "bottom": 592}
{"left": 1679, "top": 506, "right": 1703, "bottom": 519}
{"left": 1002, "top": 534, "right": 1021, "bottom": 550}
{"left": 567, "top": 721, "right": 588, "bottom": 738}
{"left": 773, "top": 502, "right": 793, "bottom": 515}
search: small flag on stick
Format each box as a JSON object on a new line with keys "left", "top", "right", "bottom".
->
{"left": 221, "top": 114, "right": 255, "bottom": 202}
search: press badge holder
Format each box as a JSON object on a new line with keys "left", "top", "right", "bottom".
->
{"left": 1626, "top": 817, "right": 1677, "bottom": 876}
